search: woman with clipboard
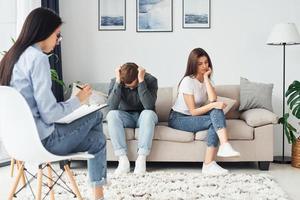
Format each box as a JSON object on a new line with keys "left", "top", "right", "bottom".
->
{"left": 0, "top": 8, "right": 106, "bottom": 200}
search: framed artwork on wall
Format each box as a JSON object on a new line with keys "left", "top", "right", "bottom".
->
{"left": 183, "top": 0, "right": 210, "bottom": 29}
{"left": 137, "top": 0, "right": 173, "bottom": 32}
{"left": 98, "top": 0, "right": 126, "bottom": 31}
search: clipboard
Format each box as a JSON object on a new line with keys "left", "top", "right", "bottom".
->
{"left": 55, "top": 103, "right": 108, "bottom": 124}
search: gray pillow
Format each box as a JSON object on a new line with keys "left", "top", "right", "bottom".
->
{"left": 239, "top": 77, "right": 273, "bottom": 111}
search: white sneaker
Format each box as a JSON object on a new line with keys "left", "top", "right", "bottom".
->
{"left": 202, "top": 161, "right": 228, "bottom": 176}
{"left": 217, "top": 142, "right": 240, "bottom": 157}
{"left": 114, "top": 155, "right": 130, "bottom": 175}
{"left": 133, "top": 155, "right": 146, "bottom": 174}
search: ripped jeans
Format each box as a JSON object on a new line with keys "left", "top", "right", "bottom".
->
{"left": 168, "top": 108, "right": 226, "bottom": 147}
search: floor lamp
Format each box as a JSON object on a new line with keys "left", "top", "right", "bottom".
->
{"left": 267, "top": 23, "right": 300, "bottom": 164}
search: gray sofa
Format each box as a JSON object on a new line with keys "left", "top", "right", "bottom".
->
{"left": 85, "top": 83, "right": 278, "bottom": 170}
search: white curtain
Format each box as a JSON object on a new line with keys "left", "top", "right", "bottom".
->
{"left": 16, "top": 0, "right": 40, "bottom": 36}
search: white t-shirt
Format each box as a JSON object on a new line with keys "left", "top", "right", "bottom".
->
{"left": 172, "top": 76, "right": 208, "bottom": 115}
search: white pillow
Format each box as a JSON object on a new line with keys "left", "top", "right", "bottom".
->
{"left": 217, "top": 96, "right": 236, "bottom": 114}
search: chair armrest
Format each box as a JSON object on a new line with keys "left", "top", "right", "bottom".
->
{"left": 240, "top": 108, "right": 278, "bottom": 127}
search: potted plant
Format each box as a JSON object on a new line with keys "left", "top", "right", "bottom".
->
{"left": 279, "top": 80, "right": 300, "bottom": 168}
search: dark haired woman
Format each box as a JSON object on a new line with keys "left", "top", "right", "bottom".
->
{"left": 168, "top": 48, "right": 240, "bottom": 175}
{"left": 0, "top": 8, "right": 106, "bottom": 200}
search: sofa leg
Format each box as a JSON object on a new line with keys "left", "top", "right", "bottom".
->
{"left": 258, "top": 161, "right": 270, "bottom": 171}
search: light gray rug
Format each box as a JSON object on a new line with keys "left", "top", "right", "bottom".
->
{"left": 21, "top": 170, "right": 289, "bottom": 200}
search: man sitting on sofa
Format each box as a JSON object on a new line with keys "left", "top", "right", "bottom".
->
{"left": 107, "top": 62, "right": 158, "bottom": 174}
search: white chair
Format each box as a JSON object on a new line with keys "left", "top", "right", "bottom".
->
{"left": 0, "top": 86, "right": 94, "bottom": 200}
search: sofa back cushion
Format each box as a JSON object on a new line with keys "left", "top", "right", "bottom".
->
{"left": 155, "top": 87, "right": 174, "bottom": 122}
{"left": 215, "top": 85, "right": 241, "bottom": 119}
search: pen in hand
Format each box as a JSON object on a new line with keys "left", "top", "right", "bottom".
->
{"left": 76, "top": 84, "right": 92, "bottom": 105}
{"left": 76, "top": 84, "right": 84, "bottom": 90}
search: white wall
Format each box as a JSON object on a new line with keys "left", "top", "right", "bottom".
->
{"left": 0, "top": 0, "right": 40, "bottom": 163}
{"left": 60, "top": 0, "right": 300, "bottom": 156}
{"left": 0, "top": 0, "right": 16, "bottom": 58}
{"left": 0, "top": 0, "right": 16, "bottom": 162}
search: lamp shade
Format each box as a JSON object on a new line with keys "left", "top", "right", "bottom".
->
{"left": 267, "top": 23, "right": 300, "bottom": 45}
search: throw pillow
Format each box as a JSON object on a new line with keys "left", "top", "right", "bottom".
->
{"left": 239, "top": 77, "right": 273, "bottom": 111}
{"left": 240, "top": 108, "right": 278, "bottom": 127}
{"left": 217, "top": 96, "right": 236, "bottom": 114}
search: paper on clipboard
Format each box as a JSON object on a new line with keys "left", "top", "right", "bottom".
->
{"left": 55, "top": 104, "right": 108, "bottom": 124}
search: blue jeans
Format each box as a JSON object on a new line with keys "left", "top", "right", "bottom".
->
{"left": 168, "top": 109, "right": 226, "bottom": 147}
{"left": 42, "top": 111, "right": 107, "bottom": 187}
{"left": 106, "top": 110, "right": 158, "bottom": 156}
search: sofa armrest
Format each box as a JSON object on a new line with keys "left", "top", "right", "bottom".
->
{"left": 240, "top": 108, "right": 278, "bottom": 127}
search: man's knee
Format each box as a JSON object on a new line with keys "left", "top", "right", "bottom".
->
{"left": 139, "top": 110, "right": 158, "bottom": 122}
{"left": 106, "top": 110, "right": 120, "bottom": 121}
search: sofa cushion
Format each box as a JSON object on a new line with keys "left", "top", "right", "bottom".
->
{"left": 239, "top": 77, "right": 274, "bottom": 111}
{"left": 102, "top": 122, "right": 135, "bottom": 140}
{"left": 240, "top": 108, "right": 278, "bottom": 127}
{"left": 155, "top": 87, "right": 174, "bottom": 122}
{"left": 135, "top": 124, "right": 194, "bottom": 143}
{"left": 195, "top": 119, "right": 254, "bottom": 141}
{"left": 215, "top": 85, "right": 241, "bottom": 119}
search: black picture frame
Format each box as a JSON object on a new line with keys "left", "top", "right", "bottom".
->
{"left": 136, "top": 0, "right": 173, "bottom": 32}
{"left": 98, "top": 0, "right": 126, "bottom": 31}
{"left": 182, "top": 0, "right": 211, "bottom": 29}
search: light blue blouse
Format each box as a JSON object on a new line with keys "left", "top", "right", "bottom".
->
{"left": 10, "top": 44, "right": 80, "bottom": 140}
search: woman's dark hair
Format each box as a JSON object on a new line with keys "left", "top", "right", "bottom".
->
{"left": 179, "top": 48, "right": 213, "bottom": 86}
{"left": 0, "top": 7, "right": 62, "bottom": 85}
{"left": 120, "top": 62, "right": 139, "bottom": 84}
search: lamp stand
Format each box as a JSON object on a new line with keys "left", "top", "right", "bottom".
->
{"left": 273, "top": 43, "right": 292, "bottom": 164}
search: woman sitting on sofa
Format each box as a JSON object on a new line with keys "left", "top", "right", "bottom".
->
{"left": 168, "top": 48, "right": 240, "bottom": 175}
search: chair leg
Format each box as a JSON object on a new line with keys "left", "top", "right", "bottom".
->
{"left": 10, "top": 159, "right": 15, "bottom": 177}
{"left": 16, "top": 160, "right": 26, "bottom": 187}
{"left": 64, "top": 164, "right": 83, "bottom": 200}
{"left": 8, "top": 163, "right": 24, "bottom": 200}
{"left": 36, "top": 167, "right": 43, "bottom": 200}
{"left": 47, "top": 164, "right": 55, "bottom": 200}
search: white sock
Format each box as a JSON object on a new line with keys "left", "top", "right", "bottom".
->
{"left": 114, "top": 155, "right": 130, "bottom": 175}
{"left": 134, "top": 155, "right": 146, "bottom": 174}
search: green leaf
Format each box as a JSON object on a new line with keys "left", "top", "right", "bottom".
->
{"left": 50, "top": 69, "right": 65, "bottom": 87}
{"left": 278, "top": 117, "right": 284, "bottom": 124}
{"left": 287, "top": 91, "right": 297, "bottom": 105}
{"left": 289, "top": 98, "right": 299, "bottom": 110}
{"left": 292, "top": 104, "right": 300, "bottom": 119}
{"left": 283, "top": 113, "right": 289, "bottom": 120}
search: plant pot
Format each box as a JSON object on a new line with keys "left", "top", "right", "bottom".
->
{"left": 292, "top": 138, "right": 300, "bottom": 168}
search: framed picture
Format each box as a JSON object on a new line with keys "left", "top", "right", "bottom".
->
{"left": 183, "top": 0, "right": 211, "bottom": 29}
{"left": 137, "top": 0, "right": 173, "bottom": 32}
{"left": 98, "top": 0, "right": 126, "bottom": 31}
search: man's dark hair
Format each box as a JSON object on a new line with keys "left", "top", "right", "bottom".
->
{"left": 120, "top": 62, "right": 139, "bottom": 84}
